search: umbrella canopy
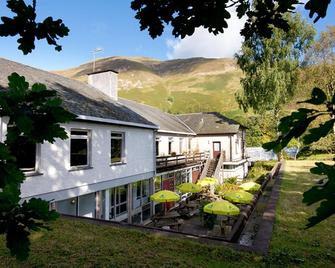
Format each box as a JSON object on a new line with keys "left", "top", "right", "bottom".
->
{"left": 197, "top": 177, "right": 219, "bottom": 187}
{"left": 223, "top": 190, "right": 254, "bottom": 204}
{"left": 239, "top": 181, "right": 261, "bottom": 193}
{"left": 177, "top": 183, "right": 202, "bottom": 193}
{"left": 203, "top": 200, "right": 240, "bottom": 216}
{"left": 150, "top": 190, "right": 180, "bottom": 203}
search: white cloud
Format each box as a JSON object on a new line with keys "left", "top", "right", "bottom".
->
{"left": 166, "top": 12, "right": 245, "bottom": 59}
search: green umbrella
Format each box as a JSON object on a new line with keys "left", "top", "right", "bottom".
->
{"left": 197, "top": 177, "right": 219, "bottom": 187}
{"left": 177, "top": 183, "right": 202, "bottom": 193}
{"left": 203, "top": 200, "right": 240, "bottom": 216}
{"left": 150, "top": 190, "right": 180, "bottom": 202}
{"left": 239, "top": 181, "right": 261, "bottom": 193}
{"left": 223, "top": 190, "right": 254, "bottom": 204}
{"left": 151, "top": 190, "right": 180, "bottom": 215}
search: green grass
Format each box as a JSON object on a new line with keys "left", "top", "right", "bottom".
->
{"left": 1, "top": 161, "right": 334, "bottom": 267}
{"left": 298, "top": 153, "right": 335, "bottom": 161}
{"left": 0, "top": 219, "right": 259, "bottom": 267}
{"left": 268, "top": 160, "right": 335, "bottom": 267}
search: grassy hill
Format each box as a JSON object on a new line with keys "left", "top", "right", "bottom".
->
{"left": 55, "top": 56, "right": 244, "bottom": 118}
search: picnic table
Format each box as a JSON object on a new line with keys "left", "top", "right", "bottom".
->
{"left": 154, "top": 218, "right": 184, "bottom": 231}
{"left": 152, "top": 211, "right": 181, "bottom": 224}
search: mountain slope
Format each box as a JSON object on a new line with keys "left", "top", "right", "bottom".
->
{"left": 55, "top": 56, "right": 243, "bottom": 117}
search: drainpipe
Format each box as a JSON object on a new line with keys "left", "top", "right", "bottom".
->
{"left": 229, "top": 136, "right": 233, "bottom": 161}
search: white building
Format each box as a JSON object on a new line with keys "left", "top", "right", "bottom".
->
{"left": 0, "top": 58, "right": 157, "bottom": 224}
{"left": 177, "top": 112, "right": 249, "bottom": 180}
{"left": 0, "top": 57, "right": 248, "bottom": 224}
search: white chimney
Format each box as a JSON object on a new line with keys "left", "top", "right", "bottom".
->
{"left": 87, "top": 70, "right": 118, "bottom": 101}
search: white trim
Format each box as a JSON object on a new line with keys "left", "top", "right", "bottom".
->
{"left": 158, "top": 129, "right": 196, "bottom": 136}
{"left": 76, "top": 115, "right": 158, "bottom": 130}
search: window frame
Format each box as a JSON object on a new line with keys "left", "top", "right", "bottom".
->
{"left": 110, "top": 131, "right": 125, "bottom": 165}
{"left": 11, "top": 135, "right": 41, "bottom": 176}
{"left": 69, "top": 129, "right": 92, "bottom": 170}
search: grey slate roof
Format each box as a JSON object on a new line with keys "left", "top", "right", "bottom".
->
{"left": 176, "top": 112, "right": 245, "bottom": 135}
{"left": 0, "top": 58, "right": 156, "bottom": 128}
{"left": 119, "top": 98, "right": 195, "bottom": 135}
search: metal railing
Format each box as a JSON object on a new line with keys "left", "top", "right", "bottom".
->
{"left": 213, "top": 151, "right": 226, "bottom": 180}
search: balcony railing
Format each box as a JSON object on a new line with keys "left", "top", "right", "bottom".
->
{"left": 156, "top": 152, "right": 207, "bottom": 171}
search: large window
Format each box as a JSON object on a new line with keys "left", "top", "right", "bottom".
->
{"left": 110, "top": 185, "right": 128, "bottom": 219}
{"left": 111, "top": 132, "right": 124, "bottom": 164}
{"left": 11, "top": 136, "right": 37, "bottom": 172}
{"left": 70, "top": 130, "right": 90, "bottom": 167}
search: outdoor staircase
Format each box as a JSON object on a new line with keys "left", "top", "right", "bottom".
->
{"left": 200, "top": 157, "right": 219, "bottom": 179}
{"left": 199, "top": 151, "right": 225, "bottom": 181}
{"left": 205, "top": 159, "right": 218, "bottom": 177}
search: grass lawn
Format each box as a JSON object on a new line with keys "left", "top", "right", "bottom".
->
{"left": 1, "top": 160, "right": 334, "bottom": 267}
{"left": 269, "top": 160, "right": 335, "bottom": 267}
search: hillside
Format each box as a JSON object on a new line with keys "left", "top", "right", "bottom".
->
{"left": 55, "top": 56, "right": 244, "bottom": 118}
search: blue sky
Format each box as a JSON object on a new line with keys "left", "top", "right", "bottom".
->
{"left": 0, "top": 0, "right": 334, "bottom": 70}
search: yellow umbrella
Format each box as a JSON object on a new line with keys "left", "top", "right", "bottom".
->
{"left": 150, "top": 190, "right": 180, "bottom": 202}
{"left": 197, "top": 177, "right": 219, "bottom": 187}
{"left": 203, "top": 200, "right": 240, "bottom": 216}
{"left": 239, "top": 181, "right": 261, "bottom": 193}
{"left": 177, "top": 183, "right": 202, "bottom": 193}
{"left": 223, "top": 190, "right": 254, "bottom": 204}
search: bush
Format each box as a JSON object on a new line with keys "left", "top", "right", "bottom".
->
{"left": 225, "top": 177, "right": 238, "bottom": 184}
{"left": 215, "top": 183, "right": 240, "bottom": 195}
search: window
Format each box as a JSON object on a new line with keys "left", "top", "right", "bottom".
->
{"left": 111, "top": 132, "right": 124, "bottom": 164}
{"left": 70, "top": 130, "right": 90, "bottom": 167}
{"left": 154, "top": 176, "right": 162, "bottom": 192}
{"left": 235, "top": 136, "right": 240, "bottom": 154}
{"left": 155, "top": 138, "right": 160, "bottom": 156}
{"left": 168, "top": 138, "right": 173, "bottom": 155}
{"left": 179, "top": 138, "right": 183, "bottom": 154}
{"left": 223, "top": 165, "right": 236, "bottom": 170}
{"left": 11, "top": 136, "right": 37, "bottom": 172}
{"left": 110, "top": 185, "right": 128, "bottom": 219}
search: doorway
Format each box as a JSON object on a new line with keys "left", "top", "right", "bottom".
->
{"left": 213, "top": 141, "right": 221, "bottom": 158}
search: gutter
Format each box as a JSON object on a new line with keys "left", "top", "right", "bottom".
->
{"left": 158, "top": 129, "right": 196, "bottom": 136}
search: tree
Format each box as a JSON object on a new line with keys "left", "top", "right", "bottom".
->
{"left": 0, "top": 0, "right": 72, "bottom": 260}
{"left": 310, "top": 133, "right": 335, "bottom": 154}
{"left": 245, "top": 113, "right": 277, "bottom": 147}
{"left": 131, "top": 0, "right": 331, "bottom": 40}
{"left": 235, "top": 14, "right": 315, "bottom": 118}
{"left": 0, "top": 0, "right": 69, "bottom": 54}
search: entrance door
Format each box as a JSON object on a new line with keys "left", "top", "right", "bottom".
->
{"left": 213, "top": 141, "right": 221, "bottom": 159}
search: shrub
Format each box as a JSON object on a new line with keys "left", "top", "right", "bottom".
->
{"left": 215, "top": 183, "right": 240, "bottom": 195}
{"left": 225, "top": 177, "right": 238, "bottom": 184}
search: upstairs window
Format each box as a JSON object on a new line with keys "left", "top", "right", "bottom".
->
{"left": 11, "top": 136, "right": 37, "bottom": 172}
{"left": 70, "top": 130, "right": 90, "bottom": 167}
{"left": 111, "top": 132, "right": 124, "bottom": 164}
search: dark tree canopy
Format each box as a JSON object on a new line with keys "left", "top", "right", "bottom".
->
{"left": 0, "top": 0, "right": 69, "bottom": 54}
{"left": 131, "top": 0, "right": 332, "bottom": 40}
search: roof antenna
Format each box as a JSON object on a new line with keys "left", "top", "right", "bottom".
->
{"left": 92, "top": 47, "right": 103, "bottom": 72}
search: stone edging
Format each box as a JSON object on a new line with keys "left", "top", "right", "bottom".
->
{"left": 251, "top": 161, "right": 285, "bottom": 254}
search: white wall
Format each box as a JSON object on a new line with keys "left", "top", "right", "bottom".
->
{"left": 191, "top": 133, "right": 243, "bottom": 161}
{"left": 20, "top": 121, "right": 155, "bottom": 201}
{"left": 156, "top": 133, "right": 189, "bottom": 156}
